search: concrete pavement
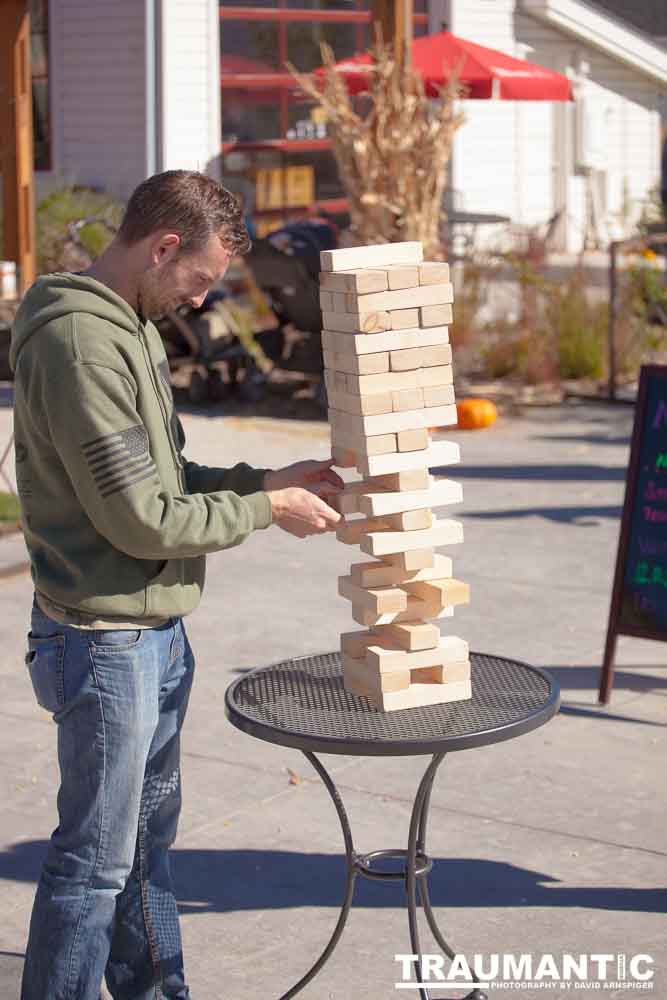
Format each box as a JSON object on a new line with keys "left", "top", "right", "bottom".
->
{"left": 0, "top": 398, "right": 665, "bottom": 999}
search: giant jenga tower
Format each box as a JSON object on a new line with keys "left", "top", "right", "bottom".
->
{"left": 321, "top": 241, "right": 471, "bottom": 711}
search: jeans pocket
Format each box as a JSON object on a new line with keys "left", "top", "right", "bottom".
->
{"left": 25, "top": 633, "right": 66, "bottom": 713}
{"left": 91, "top": 629, "right": 144, "bottom": 650}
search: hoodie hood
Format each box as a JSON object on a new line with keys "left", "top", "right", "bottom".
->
{"left": 10, "top": 272, "right": 141, "bottom": 371}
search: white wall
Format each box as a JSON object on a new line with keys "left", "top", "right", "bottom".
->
{"left": 159, "top": 0, "right": 221, "bottom": 177}
{"left": 50, "top": 0, "right": 149, "bottom": 199}
{"left": 516, "top": 10, "right": 662, "bottom": 250}
{"left": 449, "top": 0, "right": 520, "bottom": 225}
{"left": 447, "top": 0, "right": 662, "bottom": 253}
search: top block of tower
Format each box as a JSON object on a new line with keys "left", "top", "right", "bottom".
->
{"left": 320, "top": 241, "right": 424, "bottom": 273}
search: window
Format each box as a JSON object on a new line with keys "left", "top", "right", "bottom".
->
{"left": 31, "top": 0, "right": 50, "bottom": 171}
{"left": 220, "top": 2, "right": 430, "bottom": 222}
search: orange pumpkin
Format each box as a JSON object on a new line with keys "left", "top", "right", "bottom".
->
{"left": 456, "top": 397, "right": 497, "bottom": 430}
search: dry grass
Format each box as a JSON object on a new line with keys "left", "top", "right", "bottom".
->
{"left": 289, "top": 35, "right": 465, "bottom": 258}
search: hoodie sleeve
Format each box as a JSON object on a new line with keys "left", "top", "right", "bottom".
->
{"left": 172, "top": 414, "right": 273, "bottom": 496}
{"left": 44, "top": 361, "right": 273, "bottom": 560}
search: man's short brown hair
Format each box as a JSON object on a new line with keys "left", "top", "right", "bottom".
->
{"left": 118, "top": 170, "right": 251, "bottom": 255}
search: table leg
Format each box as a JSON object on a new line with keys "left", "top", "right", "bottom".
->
{"left": 278, "top": 750, "right": 358, "bottom": 999}
{"left": 406, "top": 753, "right": 488, "bottom": 1000}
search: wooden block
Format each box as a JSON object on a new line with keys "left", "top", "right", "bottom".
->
{"left": 374, "top": 679, "right": 471, "bottom": 711}
{"left": 328, "top": 388, "right": 394, "bottom": 416}
{"left": 379, "top": 621, "right": 441, "bottom": 651}
{"left": 331, "top": 447, "right": 358, "bottom": 468}
{"left": 319, "top": 289, "right": 335, "bottom": 312}
{"left": 441, "top": 659, "right": 472, "bottom": 683}
{"left": 359, "top": 479, "right": 462, "bottom": 517}
{"left": 336, "top": 515, "right": 391, "bottom": 545}
{"left": 371, "top": 468, "right": 431, "bottom": 491}
{"left": 366, "top": 635, "right": 469, "bottom": 672}
{"left": 360, "top": 518, "right": 463, "bottom": 557}
{"left": 331, "top": 425, "right": 397, "bottom": 458}
{"left": 384, "top": 508, "right": 433, "bottom": 531}
{"left": 385, "top": 548, "right": 435, "bottom": 571}
{"left": 338, "top": 575, "right": 408, "bottom": 614}
{"left": 321, "top": 242, "right": 423, "bottom": 272}
{"left": 342, "top": 654, "right": 410, "bottom": 696}
{"left": 327, "top": 352, "right": 390, "bottom": 376}
{"left": 367, "top": 264, "right": 420, "bottom": 289}
{"left": 347, "top": 369, "right": 418, "bottom": 395}
{"left": 421, "top": 344, "right": 453, "bottom": 367}
{"left": 392, "top": 388, "right": 424, "bottom": 412}
{"left": 340, "top": 629, "right": 382, "bottom": 659}
{"left": 322, "top": 326, "right": 449, "bottom": 357}
{"left": 405, "top": 578, "right": 470, "bottom": 608}
{"left": 333, "top": 490, "right": 363, "bottom": 515}
{"left": 346, "top": 282, "right": 454, "bottom": 314}
{"left": 389, "top": 347, "right": 423, "bottom": 372}
{"left": 320, "top": 269, "right": 388, "bottom": 294}
{"left": 357, "top": 439, "right": 460, "bottom": 478}
{"left": 390, "top": 308, "right": 420, "bottom": 330}
{"left": 389, "top": 343, "right": 453, "bottom": 371}
{"left": 418, "top": 365, "right": 453, "bottom": 387}
{"left": 322, "top": 310, "right": 391, "bottom": 334}
{"left": 334, "top": 370, "right": 348, "bottom": 391}
{"left": 351, "top": 595, "right": 451, "bottom": 628}
{"left": 330, "top": 405, "right": 439, "bottom": 437}
{"left": 397, "top": 428, "right": 429, "bottom": 452}
{"left": 330, "top": 291, "right": 349, "bottom": 313}
{"left": 334, "top": 404, "right": 455, "bottom": 438}
{"left": 423, "top": 384, "right": 456, "bottom": 407}
{"left": 420, "top": 304, "right": 452, "bottom": 328}
{"left": 419, "top": 261, "right": 451, "bottom": 285}
{"left": 350, "top": 553, "right": 453, "bottom": 588}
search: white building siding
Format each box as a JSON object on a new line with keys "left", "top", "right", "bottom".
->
{"left": 516, "top": 10, "right": 662, "bottom": 248}
{"left": 159, "top": 0, "right": 221, "bottom": 177}
{"left": 448, "top": 0, "right": 553, "bottom": 233}
{"left": 51, "top": 0, "right": 148, "bottom": 199}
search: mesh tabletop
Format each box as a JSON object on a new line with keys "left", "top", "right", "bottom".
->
{"left": 225, "top": 651, "right": 559, "bottom": 756}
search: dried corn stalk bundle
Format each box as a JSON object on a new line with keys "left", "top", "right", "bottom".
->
{"left": 289, "top": 38, "right": 465, "bottom": 259}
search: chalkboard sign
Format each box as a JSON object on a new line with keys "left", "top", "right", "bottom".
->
{"left": 600, "top": 365, "right": 667, "bottom": 702}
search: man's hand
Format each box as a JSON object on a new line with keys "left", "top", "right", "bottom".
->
{"left": 267, "top": 487, "right": 341, "bottom": 538}
{"left": 264, "top": 459, "right": 344, "bottom": 497}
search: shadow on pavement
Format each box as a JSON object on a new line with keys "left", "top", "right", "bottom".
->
{"left": 1, "top": 842, "right": 664, "bottom": 917}
{"left": 464, "top": 505, "right": 622, "bottom": 524}
{"left": 432, "top": 464, "right": 626, "bottom": 482}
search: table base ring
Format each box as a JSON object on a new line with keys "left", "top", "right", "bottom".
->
{"left": 354, "top": 847, "right": 434, "bottom": 880}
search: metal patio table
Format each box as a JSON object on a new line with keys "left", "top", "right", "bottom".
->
{"left": 225, "top": 651, "right": 560, "bottom": 1000}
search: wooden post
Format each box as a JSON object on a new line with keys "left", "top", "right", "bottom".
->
{"left": 370, "top": 0, "right": 414, "bottom": 67}
{"left": 607, "top": 240, "right": 618, "bottom": 403}
{"left": 0, "top": 0, "right": 36, "bottom": 295}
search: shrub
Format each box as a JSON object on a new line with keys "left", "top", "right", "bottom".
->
{"left": 36, "top": 186, "right": 123, "bottom": 274}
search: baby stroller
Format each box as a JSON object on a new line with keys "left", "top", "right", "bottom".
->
{"left": 246, "top": 218, "right": 338, "bottom": 389}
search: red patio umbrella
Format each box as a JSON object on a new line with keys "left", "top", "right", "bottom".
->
{"left": 315, "top": 30, "right": 572, "bottom": 101}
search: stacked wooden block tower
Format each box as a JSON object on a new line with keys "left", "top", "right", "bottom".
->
{"left": 321, "top": 241, "right": 472, "bottom": 711}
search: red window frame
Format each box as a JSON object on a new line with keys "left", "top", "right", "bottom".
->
{"left": 219, "top": 3, "right": 429, "bottom": 154}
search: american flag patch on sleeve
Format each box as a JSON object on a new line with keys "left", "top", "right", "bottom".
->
{"left": 82, "top": 425, "right": 158, "bottom": 498}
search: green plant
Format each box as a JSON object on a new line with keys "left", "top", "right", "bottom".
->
{"left": 36, "top": 186, "right": 123, "bottom": 274}
{"left": 0, "top": 491, "right": 21, "bottom": 523}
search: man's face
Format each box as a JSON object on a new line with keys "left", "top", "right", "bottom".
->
{"left": 137, "top": 234, "right": 232, "bottom": 319}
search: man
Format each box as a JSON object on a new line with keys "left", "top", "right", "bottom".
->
{"left": 11, "top": 169, "right": 342, "bottom": 1000}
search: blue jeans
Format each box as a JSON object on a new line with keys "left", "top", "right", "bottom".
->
{"left": 21, "top": 598, "right": 195, "bottom": 1000}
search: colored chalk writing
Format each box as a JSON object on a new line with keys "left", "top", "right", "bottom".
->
{"left": 617, "top": 371, "right": 667, "bottom": 633}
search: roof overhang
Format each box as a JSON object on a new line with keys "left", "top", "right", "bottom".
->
{"left": 521, "top": 0, "right": 667, "bottom": 87}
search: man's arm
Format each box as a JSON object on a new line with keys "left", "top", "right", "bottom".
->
{"left": 45, "top": 361, "right": 273, "bottom": 559}
{"left": 172, "top": 414, "right": 271, "bottom": 497}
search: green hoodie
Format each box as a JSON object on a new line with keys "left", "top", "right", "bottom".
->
{"left": 10, "top": 273, "right": 273, "bottom": 621}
